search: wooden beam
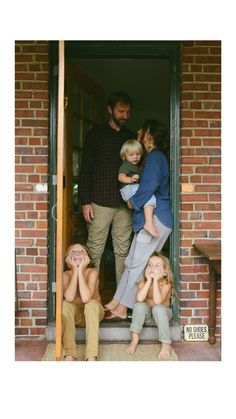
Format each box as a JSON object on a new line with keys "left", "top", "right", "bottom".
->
{"left": 55, "top": 41, "right": 65, "bottom": 361}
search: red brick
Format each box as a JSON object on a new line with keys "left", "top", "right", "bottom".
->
{"left": 30, "top": 328, "right": 46, "bottom": 335}
{"left": 21, "top": 319, "right": 33, "bottom": 326}
{"left": 35, "top": 239, "right": 47, "bottom": 246}
{"left": 202, "top": 175, "right": 221, "bottom": 183}
{"left": 32, "top": 310, "right": 47, "bottom": 317}
{"left": 20, "top": 300, "right": 47, "bottom": 308}
{"left": 194, "top": 221, "right": 221, "bottom": 229}
{"left": 180, "top": 265, "right": 208, "bottom": 274}
{"left": 189, "top": 283, "right": 200, "bottom": 290}
{"left": 35, "top": 166, "right": 48, "bottom": 173}
{"left": 21, "top": 265, "right": 47, "bottom": 273}
{"left": 15, "top": 328, "right": 29, "bottom": 335}
{"left": 195, "top": 203, "right": 221, "bottom": 211}
{"left": 26, "top": 248, "right": 38, "bottom": 255}
{"left": 203, "top": 213, "right": 221, "bottom": 220}
{"left": 181, "top": 194, "right": 208, "bottom": 202}
{"left": 15, "top": 310, "right": 30, "bottom": 317}
{"left": 181, "top": 300, "right": 208, "bottom": 307}
{"left": 195, "top": 185, "right": 220, "bottom": 192}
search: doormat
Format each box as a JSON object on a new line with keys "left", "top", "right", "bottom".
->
{"left": 42, "top": 343, "right": 178, "bottom": 361}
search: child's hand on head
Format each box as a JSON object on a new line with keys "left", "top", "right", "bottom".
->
{"left": 66, "top": 255, "right": 77, "bottom": 270}
{"left": 78, "top": 255, "right": 90, "bottom": 271}
{"left": 145, "top": 267, "right": 152, "bottom": 281}
{"left": 154, "top": 265, "right": 165, "bottom": 281}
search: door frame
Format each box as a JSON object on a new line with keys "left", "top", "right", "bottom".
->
{"left": 48, "top": 40, "right": 180, "bottom": 322}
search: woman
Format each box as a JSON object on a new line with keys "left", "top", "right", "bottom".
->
{"left": 105, "top": 119, "right": 173, "bottom": 319}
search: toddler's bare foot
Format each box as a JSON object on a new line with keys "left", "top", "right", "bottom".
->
{"left": 125, "top": 333, "right": 139, "bottom": 355}
{"left": 158, "top": 343, "right": 172, "bottom": 360}
{"left": 86, "top": 356, "right": 97, "bottom": 361}
{"left": 144, "top": 222, "right": 159, "bottom": 238}
{"left": 64, "top": 355, "right": 77, "bottom": 361}
{"left": 104, "top": 299, "right": 119, "bottom": 310}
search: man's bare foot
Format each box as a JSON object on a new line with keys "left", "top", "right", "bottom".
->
{"left": 64, "top": 355, "right": 77, "bottom": 361}
{"left": 86, "top": 356, "right": 97, "bottom": 361}
{"left": 111, "top": 303, "right": 127, "bottom": 319}
{"left": 125, "top": 333, "right": 139, "bottom": 355}
{"left": 158, "top": 343, "right": 172, "bottom": 360}
{"left": 104, "top": 298, "right": 119, "bottom": 311}
{"left": 144, "top": 222, "right": 159, "bottom": 238}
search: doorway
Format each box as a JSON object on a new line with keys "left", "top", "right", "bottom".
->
{"left": 48, "top": 41, "right": 180, "bottom": 322}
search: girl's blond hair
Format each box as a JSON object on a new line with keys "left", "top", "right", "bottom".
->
{"left": 151, "top": 252, "right": 174, "bottom": 287}
{"left": 120, "top": 139, "right": 143, "bottom": 160}
{"left": 138, "top": 252, "right": 175, "bottom": 298}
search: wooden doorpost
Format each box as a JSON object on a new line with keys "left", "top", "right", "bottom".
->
{"left": 55, "top": 41, "right": 65, "bottom": 361}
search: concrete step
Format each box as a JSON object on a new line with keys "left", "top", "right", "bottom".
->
{"left": 46, "top": 319, "right": 182, "bottom": 342}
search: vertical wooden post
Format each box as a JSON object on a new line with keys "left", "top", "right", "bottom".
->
{"left": 55, "top": 41, "right": 65, "bottom": 361}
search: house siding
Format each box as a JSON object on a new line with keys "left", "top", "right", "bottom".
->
{"left": 15, "top": 40, "right": 221, "bottom": 339}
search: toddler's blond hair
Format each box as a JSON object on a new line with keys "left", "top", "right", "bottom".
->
{"left": 120, "top": 139, "right": 143, "bottom": 160}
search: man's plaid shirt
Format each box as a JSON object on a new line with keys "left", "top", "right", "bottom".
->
{"left": 79, "top": 122, "right": 135, "bottom": 207}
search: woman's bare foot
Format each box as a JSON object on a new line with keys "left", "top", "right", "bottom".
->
{"left": 158, "top": 343, "right": 172, "bottom": 360}
{"left": 111, "top": 303, "right": 127, "bottom": 319}
{"left": 86, "top": 356, "right": 97, "bottom": 361}
{"left": 104, "top": 298, "right": 119, "bottom": 311}
{"left": 125, "top": 333, "right": 139, "bottom": 355}
{"left": 64, "top": 355, "right": 77, "bottom": 361}
{"left": 144, "top": 222, "right": 159, "bottom": 238}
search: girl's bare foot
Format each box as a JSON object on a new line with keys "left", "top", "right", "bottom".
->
{"left": 64, "top": 355, "right": 77, "bottom": 361}
{"left": 104, "top": 298, "right": 119, "bottom": 310}
{"left": 125, "top": 333, "right": 139, "bottom": 355}
{"left": 86, "top": 356, "right": 97, "bottom": 361}
{"left": 158, "top": 343, "right": 172, "bottom": 360}
{"left": 144, "top": 222, "right": 159, "bottom": 238}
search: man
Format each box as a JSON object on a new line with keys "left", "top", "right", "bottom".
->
{"left": 79, "top": 91, "right": 135, "bottom": 284}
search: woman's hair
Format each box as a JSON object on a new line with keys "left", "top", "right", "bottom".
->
{"left": 120, "top": 139, "right": 143, "bottom": 159}
{"left": 65, "top": 243, "right": 94, "bottom": 268}
{"left": 142, "top": 119, "right": 168, "bottom": 154}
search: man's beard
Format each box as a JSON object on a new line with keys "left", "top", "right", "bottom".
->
{"left": 111, "top": 113, "right": 126, "bottom": 128}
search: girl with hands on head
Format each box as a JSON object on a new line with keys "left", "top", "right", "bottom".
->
{"left": 125, "top": 252, "right": 174, "bottom": 360}
{"left": 62, "top": 243, "right": 104, "bottom": 361}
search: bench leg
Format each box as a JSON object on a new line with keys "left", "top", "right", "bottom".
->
{"left": 208, "top": 267, "right": 217, "bottom": 344}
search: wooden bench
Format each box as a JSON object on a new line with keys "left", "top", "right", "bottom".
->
{"left": 193, "top": 241, "right": 221, "bottom": 344}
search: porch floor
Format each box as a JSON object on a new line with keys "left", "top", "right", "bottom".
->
{"left": 15, "top": 337, "right": 221, "bottom": 361}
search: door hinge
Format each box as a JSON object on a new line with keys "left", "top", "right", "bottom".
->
{"left": 52, "top": 174, "right": 57, "bottom": 185}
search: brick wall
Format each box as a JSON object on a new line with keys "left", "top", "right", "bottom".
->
{"left": 15, "top": 41, "right": 49, "bottom": 336}
{"left": 180, "top": 41, "right": 221, "bottom": 338}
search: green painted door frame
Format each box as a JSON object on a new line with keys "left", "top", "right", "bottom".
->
{"left": 48, "top": 40, "right": 180, "bottom": 322}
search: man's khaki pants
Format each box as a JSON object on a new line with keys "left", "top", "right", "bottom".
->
{"left": 62, "top": 299, "right": 104, "bottom": 360}
{"left": 87, "top": 203, "right": 133, "bottom": 284}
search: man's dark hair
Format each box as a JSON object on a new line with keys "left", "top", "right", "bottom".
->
{"left": 107, "top": 91, "right": 132, "bottom": 109}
